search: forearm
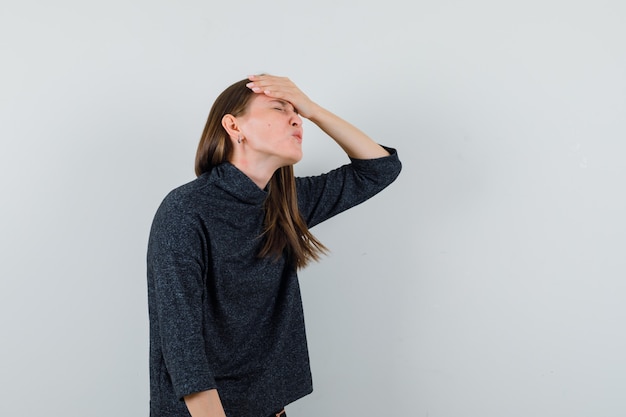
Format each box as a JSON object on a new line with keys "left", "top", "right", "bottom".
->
{"left": 244, "top": 74, "right": 389, "bottom": 159}
{"left": 308, "top": 104, "right": 389, "bottom": 160}
{"left": 184, "top": 389, "right": 227, "bottom": 417}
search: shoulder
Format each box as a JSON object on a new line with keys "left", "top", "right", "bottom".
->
{"left": 148, "top": 176, "right": 216, "bottom": 251}
{"left": 151, "top": 175, "right": 216, "bottom": 230}
{"left": 159, "top": 174, "right": 213, "bottom": 211}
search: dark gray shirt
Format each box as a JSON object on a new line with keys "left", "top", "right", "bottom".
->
{"left": 147, "top": 148, "right": 401, "bottom": 417}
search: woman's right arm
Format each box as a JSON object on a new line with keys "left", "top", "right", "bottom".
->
{"left": 148, "top": 196, "right": 221, "bottom": 412}
{"left": 184, "top": 389, "right": 227, "bottom": 417}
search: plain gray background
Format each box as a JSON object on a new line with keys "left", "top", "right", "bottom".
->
{"left": 1, "top": 0, "right": 624, "bottom": 416}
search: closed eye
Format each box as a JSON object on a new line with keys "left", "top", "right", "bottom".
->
{"left": 269, "top": 99, "right": 296, "bottom": 113}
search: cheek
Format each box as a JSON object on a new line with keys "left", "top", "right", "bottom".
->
{"left": 244, "top": 120, "right": 271, "bottom": 141}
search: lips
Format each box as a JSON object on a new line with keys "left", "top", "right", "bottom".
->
{"left": 293, "top": 131, "right": 303, "bottom": 143}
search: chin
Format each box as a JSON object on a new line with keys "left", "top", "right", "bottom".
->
{"left": 287, "top": 151, "right": 303, "bottom": 165}
{"left": 278, "top": 155, "right": 302, "bottom": 168}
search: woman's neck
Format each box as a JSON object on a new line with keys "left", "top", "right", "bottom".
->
{"left": 229, "top": 156, "right": 279, "bottom": 189}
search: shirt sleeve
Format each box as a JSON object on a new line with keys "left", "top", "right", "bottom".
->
{"left": 147, "top": 195, "right": 217, "bottom": 400}
{"left": 296, "top": 146, "right": 401, "bottom": 228}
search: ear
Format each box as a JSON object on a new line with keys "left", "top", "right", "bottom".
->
{"left": 222, "top": 114, "right": 241, "bottom": 141}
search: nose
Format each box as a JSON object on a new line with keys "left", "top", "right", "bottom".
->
{"left": 291, "top": 112, "right": 302, "bottom": 127}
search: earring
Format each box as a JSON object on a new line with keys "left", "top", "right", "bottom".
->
{"left": 237, "top": 135, "right": 242, "bottom": 144}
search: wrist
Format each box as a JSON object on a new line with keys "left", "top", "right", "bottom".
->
{"left": 304, "top": 102, "right": 327, "bottom": 123}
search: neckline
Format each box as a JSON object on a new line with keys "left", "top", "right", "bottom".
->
{"left": 210, "top": 162, "right": 268, "bottom": 205}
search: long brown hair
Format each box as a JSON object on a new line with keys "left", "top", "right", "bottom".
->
{"left": 195, "top": 78, "right": 327, "bottom": 269}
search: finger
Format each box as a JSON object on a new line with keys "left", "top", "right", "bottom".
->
{"left": 248, "top": 74, "right": 286, "bottom": 83}
{"left": 246, "top": 75, "right": 305, "bottom": 106}
{"left": 247, "top": 81, "right": 297, "bottom": 98}
{"left": 245, "top": 81, "right": 264, "bottom": 94}
{"left": 248, "top": 75, "right": 294, "bottom": 90}
{"left": 247, "top": 74, "right": 278, "bottom": 88}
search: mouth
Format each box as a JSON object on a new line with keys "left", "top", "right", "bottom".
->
{"left": 293, "top": 132, "right": 303, "bottom": 144}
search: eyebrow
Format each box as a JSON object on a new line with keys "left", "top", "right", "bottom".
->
{"left": 269, "top": 99, "right": 297, "bottom": 113}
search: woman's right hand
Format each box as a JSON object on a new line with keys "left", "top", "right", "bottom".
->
{"left": 184, "top": 389, "right": 227, "bottom": 417}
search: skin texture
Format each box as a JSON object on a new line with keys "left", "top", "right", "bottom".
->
{"left": 222, "top": 74, "right": 389, "bottom": 189}
{"left": 184, "top": 389, "right": 226, "bottom": 417}
{"left": 222, "top": 93, "right": 304, "bottom": 188}
{"left": 184, "top": 74, "right": 389, "bottom": 416}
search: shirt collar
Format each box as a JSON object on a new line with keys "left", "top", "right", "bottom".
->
{"left": 210, "top": 162, "right": 268, "bottom": 205}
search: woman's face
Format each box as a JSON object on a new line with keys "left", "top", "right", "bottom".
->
{"left": 236, "top": 94, "right": 304, "bottom": 167}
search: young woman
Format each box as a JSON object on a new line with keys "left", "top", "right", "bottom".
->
{"left": 147, "top": 74, "right": 401, "bottom": 417}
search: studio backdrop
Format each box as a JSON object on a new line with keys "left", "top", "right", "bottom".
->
{"left": 1, "top": 0, "right": 624, "bottom": 416}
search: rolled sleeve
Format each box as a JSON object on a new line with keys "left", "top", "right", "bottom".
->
{"left": 296, "top": 146, "right": 401, "bottom": 227}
